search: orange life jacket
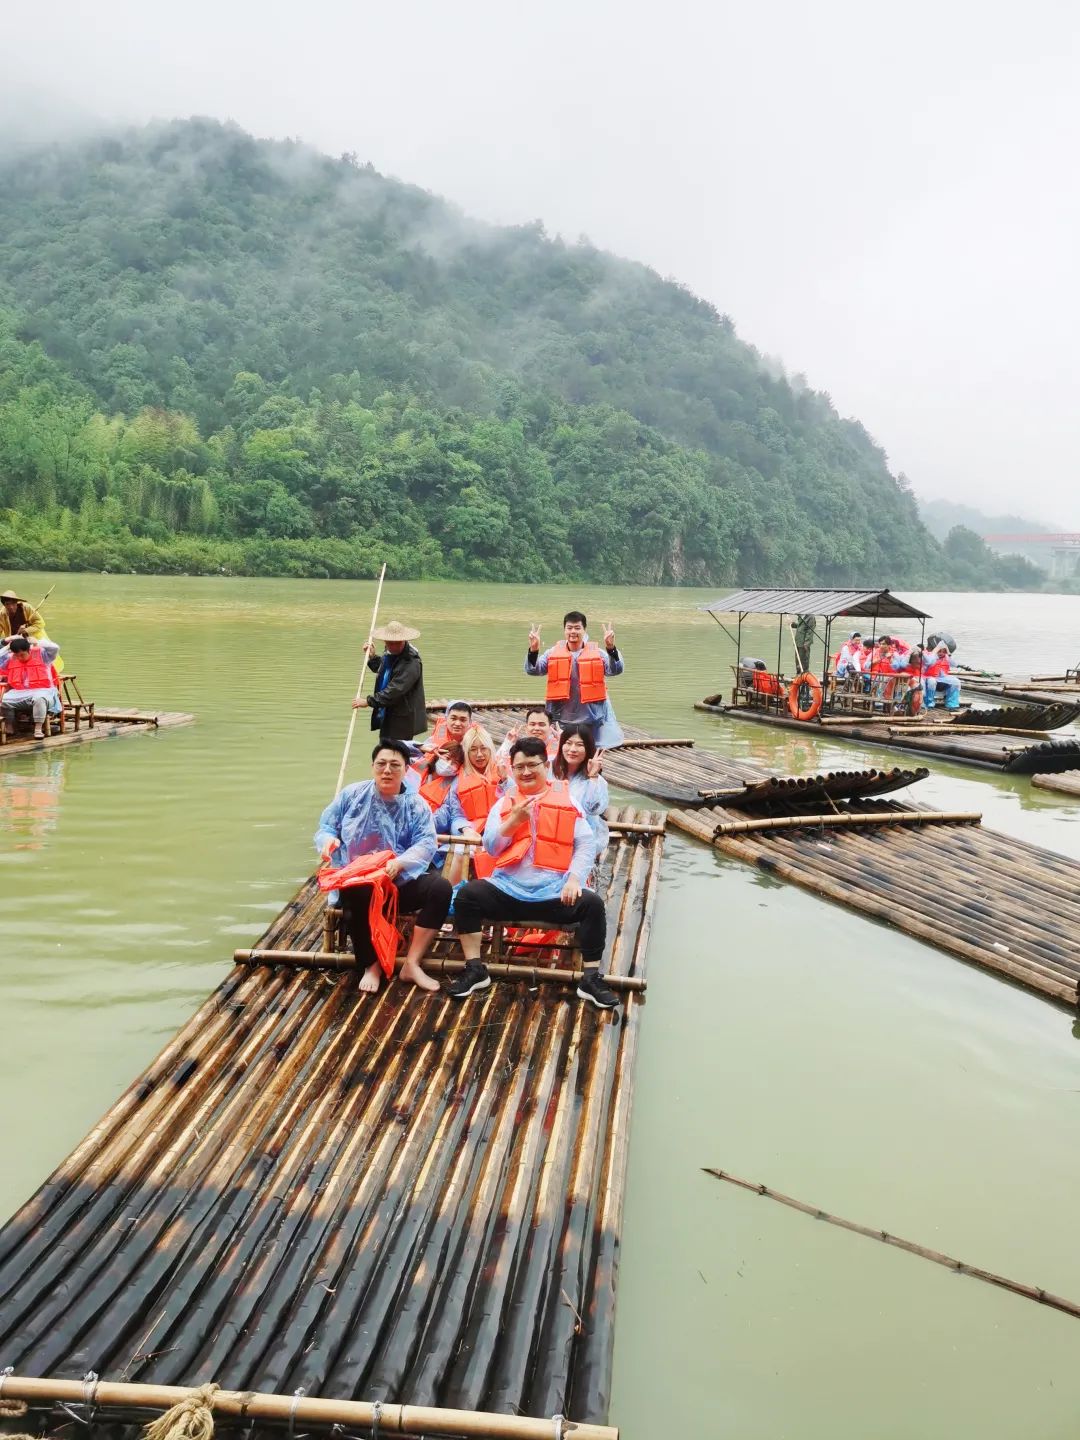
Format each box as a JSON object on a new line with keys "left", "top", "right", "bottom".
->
{"left": 2, "top": 650, "right": 56, "bottom": 691}
{"left": 456, "top": 770, "right": 498, "bottom": 826}
{"left": 495, "top": 782, "right": 578, "bottom": 873}
{"left": 317, "top": 848, "right": 400, "bottom": 977}
{"left": 752, "top": 671, "right": 783, "bottom": 696}
{"left": 418, "top": 767, "right": 456, "bottom": 812}
{"left": 545, "top": 642, "right": 608, "bottom": 705}
{"left": 426, "top": 716, "right": 451, "bottom": 749}
{"left": 455, "top": 770, "right": 499, "bottom": 878}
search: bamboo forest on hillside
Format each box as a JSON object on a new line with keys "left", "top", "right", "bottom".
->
{"left": 0, "top": 119, "right": 1044, "bottom": 588}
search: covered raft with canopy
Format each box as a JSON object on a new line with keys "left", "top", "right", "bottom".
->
{"left": 696, "top": 587, "right": 1080, "bottom": 775}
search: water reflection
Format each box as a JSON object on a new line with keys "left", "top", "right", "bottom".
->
{"left": 0, "top": 753, "right": 64, "bottom": 852}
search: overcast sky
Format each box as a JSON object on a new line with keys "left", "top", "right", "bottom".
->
{"left": 4, "top": 0, "right": 1080, "bottom": 528}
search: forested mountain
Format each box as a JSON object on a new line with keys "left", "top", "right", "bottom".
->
{"left": 0, "top": 118, "right": 1040, "bottom": 586}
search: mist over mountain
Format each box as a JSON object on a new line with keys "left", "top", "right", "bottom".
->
{"left": 0, "top": 118, "right": 1043, "bottom": 588}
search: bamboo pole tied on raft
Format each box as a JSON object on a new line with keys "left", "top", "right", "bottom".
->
{"left": 335, "top": 562, "right": 387, "bottom": 795}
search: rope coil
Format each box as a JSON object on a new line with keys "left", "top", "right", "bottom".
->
{"left": 0, "top": 1363, "right": 27, "bottom": 1420}
{"left": 144, "top": 1383, "right": 220, "bottom": 1440}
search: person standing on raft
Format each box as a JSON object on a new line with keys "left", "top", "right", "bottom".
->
{"left": 445, "top": 735, "right": 620, "bottom": 1011}
{"left": 525, "top": 611, "right": 624, "bottom": 748}
{"left": 315, "top": 740, "right": 451, "bottom": 993}
{"left": 0, "top": 590, "right": 47, "bottom": 643}
{"left": 352, "top": 620, "right": 427, "bottom": 742}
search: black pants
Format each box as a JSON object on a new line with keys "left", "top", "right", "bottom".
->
{"left": 453, "top": 880, "right": 607, "bottom": 967}
{"left": 339, "top": 872, "right": 452, "bottom": 968}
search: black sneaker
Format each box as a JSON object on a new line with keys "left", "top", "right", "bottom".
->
{"left": 445, "top": 962, "right": 491, "bottom": 999}
{"left": 576, "top": 971, "right": 620, "bottom": 1011}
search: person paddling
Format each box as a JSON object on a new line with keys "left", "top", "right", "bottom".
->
{"left": 0, "top": 590, "right": 47, "bottom": 644}
{"left": 315, "top": 740, "right": 451, "bottom": 993}
{"left": 352, "top": 620, "right": 426, "bottom": 741}
{"left": 526, "top": 610, "right": 624, "bottom": 747}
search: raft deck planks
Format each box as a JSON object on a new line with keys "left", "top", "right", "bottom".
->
{"left": 693, "top": 700, "right": 1080, "bottom": 775}
{"left": 0, "top": 708, "right": 194, "bottom": 759}
{"left": 665, "top": 799, "right": 1080, "bottom": 1006}
{"left": 0, "top": 807, "right": 664, "bottom": 1435}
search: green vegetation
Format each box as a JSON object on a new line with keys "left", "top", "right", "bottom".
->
{"left": 0, "top": 119, "right": 1044, "bottom": 588}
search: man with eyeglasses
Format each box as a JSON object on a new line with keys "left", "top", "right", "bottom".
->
{"left": 445, "top": 736, "right": 620, "bottom": 1011}
{"left": 315, "top": 740, "right": 452, "bottom": 993}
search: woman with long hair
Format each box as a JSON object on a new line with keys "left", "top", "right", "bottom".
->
{"left": 553, "top": 723, "right": 609, "bottom": 857}
{"left": 443, "top": 724, "right": 502, "bottom": 885}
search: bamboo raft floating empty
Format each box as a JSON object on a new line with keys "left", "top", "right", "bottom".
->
{"left": 1032, "top": 770, "right": 1080, "bottom": 798}
{"left": 962, "top": 673, "right": 1080, "bottom": 707}
{"left": 694, "top": 697, "right": 1080, "bottom": 774}
{"left": 445, "top": 703, "right": 1080, "bottom": 1009}
{"left": 0, "top": 805, "right": 663, "bottom": 1440}
{"left": 0, "top": 707, "right": 194, "bottom": 760}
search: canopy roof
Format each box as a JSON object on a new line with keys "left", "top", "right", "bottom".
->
{"left": 701, "top": 587, "right": 931, "bottom": 620}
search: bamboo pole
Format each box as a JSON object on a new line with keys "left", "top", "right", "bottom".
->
{"left": 711, "top": 809, "right": 982, "bottom": 837}
{"left": 0, "top": 1376, "right": 617, "bottom": 1440}
{"left": 334, "top": 562, "right": 387, "bottom": 795}
{"left": 232, "top": 949, "right": 646, "bottom": 992}
{"left": 612, "top": 737, "right": 694, "bottom": 749}
{"left": 890, "top": 725, "right": 1055, "bottom": 740}
{"left": 702, "top": 1168, "right": 1080, "bottom": 1323}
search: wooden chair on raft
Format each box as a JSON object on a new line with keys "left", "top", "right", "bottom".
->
{"left": 321, "top": 833, "right": 583, "bottom": 968}
{"left": 0, "top": 674, "right": 95, "bottom": 745}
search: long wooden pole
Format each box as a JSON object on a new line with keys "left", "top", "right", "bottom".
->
{"left": 711, "top": 809, "right": 982, "bottom": 837}
{"left": 232, "top": 948, "right": 647, "bottom": 991}
{"left": 0, "top": 1376, "right": 617, "bottom": 1440}
{"left": 702, "top": 1167, "right": 1080, "bottom": 1322}
{"left": 334, "top": 562, "right": 387, "bottom": 795}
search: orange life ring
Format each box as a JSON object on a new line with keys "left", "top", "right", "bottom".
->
{"left": 787, "top": 672, "right": 822, "bottom": 722}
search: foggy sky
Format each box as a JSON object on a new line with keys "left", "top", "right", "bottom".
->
{"left": 4, "top": 0, "right": 1080, "bottom": 528}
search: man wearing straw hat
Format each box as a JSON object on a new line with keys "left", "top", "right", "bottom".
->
{"left": 0, "top": 590, "right": 47, "bottom": 643}
{"left": 352, "top": 619, "right": 427, "bottom": 741}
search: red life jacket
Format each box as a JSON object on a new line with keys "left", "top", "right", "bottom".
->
{"left": 317, "top": 849, "right": 400, "bottom": 977}
{"left": 426, "top": 716, "right": 451, "bottom": 749}
{"left": 545, "top": 642, "right": 608, "bottom": 704}
{"left": 925, "top": 654, "right": 951, "bottom": 678}
{"left": 455, "top": 770, "right": 499, "bottom": 878}
{"left": 495, "top": 782, "right": 578, "bottom": 873}
{"left": 3, "top": 649, "right": 56, "bottom": 691}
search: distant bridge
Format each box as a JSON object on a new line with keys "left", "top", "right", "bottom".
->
{"left": 980, "top": 534, "right": 1080, "bottom": 579}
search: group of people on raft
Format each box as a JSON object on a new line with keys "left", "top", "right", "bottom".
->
{"left": 0, "top": 589, "right": 64, "bottom": 741}
{"left": 315, "top": 609, "right": 626, "bottom": 1011}
{"left": 833, "top": 632, "right": 961, "bottom": 710}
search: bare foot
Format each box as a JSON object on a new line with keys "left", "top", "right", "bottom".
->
{"left": 400, "top": 957, "right": 441, "bottom": 992}
{"left": 358, "top": 962, "right": 382, "bottom": 994}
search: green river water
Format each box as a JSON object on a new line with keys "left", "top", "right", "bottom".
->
{"left": 3, "top": 573, "right": 1080, "bottom": 1439}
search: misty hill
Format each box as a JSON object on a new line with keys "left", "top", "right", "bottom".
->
{"left": 0, "top": 118, "right": 1042, "bottom": 587}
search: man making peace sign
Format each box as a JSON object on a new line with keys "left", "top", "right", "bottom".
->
{"left": 525, "top": 609, "right": 624, "bottom": 748}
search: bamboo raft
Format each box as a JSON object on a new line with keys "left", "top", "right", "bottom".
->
{"left": 446, "top": 702, "right": 1080, "bottom": 1008}
{"left": 962, "top": 673, "right": 1080, "bottom": 707}
{"left": 1032, "top": 770, "right": 1080, "bottom": 798}
{"left": 430, "top": 700, "right": 928, "bottom": 808}
{"left": 0, "top": 707, "right": 194, "bottom": 759}
{"left": 694, "top": 698, "right": 1080, "bottom": 775}
{"left": 0, "top": 807, "right": 663, "bottom": 1440}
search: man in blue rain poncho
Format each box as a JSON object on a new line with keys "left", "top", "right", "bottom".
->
{"left": 525, "top": 610, "right": 624, "bottom": 748}
{"left": 315, "top": 740, "right": 452, "bottom": 994}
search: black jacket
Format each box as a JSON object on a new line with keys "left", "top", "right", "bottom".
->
{"left": 366, "top": 644, "right": 427, "bottom": 739}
